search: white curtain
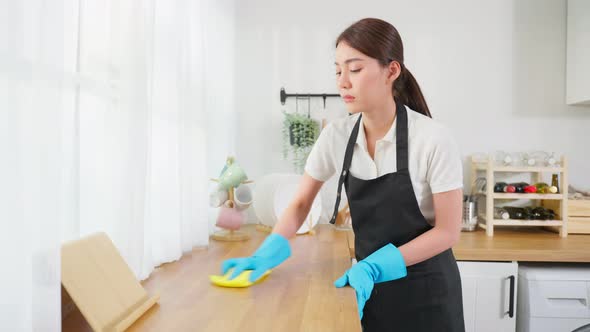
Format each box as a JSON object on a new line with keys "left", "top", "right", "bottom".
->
{"left": 0, "top": 0, "right": 65, "bottom": 330}
{"left": 1, "top": 0, "right": 235, "bottom": 329}
{"left": 70, "top": 0, "right": 235, "bottom": 280}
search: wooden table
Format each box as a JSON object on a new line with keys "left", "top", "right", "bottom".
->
{"left": 346, "top": 227, "right": 590, "bottom": 262}
{"left": 63, "top": 224, "right": 361, "bottom": 332}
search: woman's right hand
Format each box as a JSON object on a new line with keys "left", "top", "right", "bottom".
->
{"left": 221, "top": 233, "right": 291, "bottom": 282}
{"left": 222, "top": 173, "right": 322, "bottom": 282}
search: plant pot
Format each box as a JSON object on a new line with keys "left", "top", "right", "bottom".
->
{"left": 289, "top": 122, "right": 315, "bottom": 147}
{"left": 283, "top": 112, "right": 320, "bottom": 173}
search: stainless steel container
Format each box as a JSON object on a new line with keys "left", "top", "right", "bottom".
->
{"left": 462, "top": 195, "right": 478, "bottom": 232}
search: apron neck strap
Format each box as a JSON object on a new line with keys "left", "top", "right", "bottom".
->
{"left": 395, "top": 102, "right": 409, "bottom": 171}
{"left": 329, "top": 113, "right": 362, "bottom": 224}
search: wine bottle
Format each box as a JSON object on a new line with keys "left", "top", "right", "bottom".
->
{"left": 522, "top": 207, "right": 535, "bottom": 220}
{"left": 524, "top": 185, "right": 537, "bottom": 193}
{"left": 509, "top": 182, "right": 528, "bottom": 193}
{"left": 534, "top": 182, "right": 550, "bottom": 194}
{"left": 504, "top": 206, "right": 525, "bottom": 220}
{"left": 528, "top": 207, "right": 543, "bottom": 220}
{"left": 494, "top": 182, "right": 507, "bottom": 193}
{"left": 494, "top": 207, "right": 510, "bottom": 220}
{"left": 531, "top": 207, "right": 556, "bottom": 220}
{"left": 503, "top": 184, "right": 516, "bottom": 193}
{"left": 543, "top": 208, "right": 556, "bottom": 220}
{"left": 534, "top": 183, "right": 557, "bottom": 194}
{"left": 551, "top": 174, "right": 560, "bottom": 194}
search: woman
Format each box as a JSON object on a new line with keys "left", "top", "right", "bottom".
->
{"left": 221, "top": 18, "right": 465, "bottom": 331}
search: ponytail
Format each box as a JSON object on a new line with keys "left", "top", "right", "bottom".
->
{"left": 393, "top": 65, "right": 431, "bottom": 118}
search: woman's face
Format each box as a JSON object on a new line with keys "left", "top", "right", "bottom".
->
{"left": 335, "top": 41, "right": 396, "bottom": 114}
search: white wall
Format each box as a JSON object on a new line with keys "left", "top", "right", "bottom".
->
{"left": 232, "top": 0, "right": 590, "bottom": 223}
{"left": 566, "top": 0, "right": 590, "bottom": 105}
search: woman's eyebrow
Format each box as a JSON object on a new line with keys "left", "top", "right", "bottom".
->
{"left": 334, "top": 58, "right": 364, "bottom": 65}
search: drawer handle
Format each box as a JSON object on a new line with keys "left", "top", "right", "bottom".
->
{"left": 547, "top": 297, "right": 588, "bottom": 307}
{"left": 506, "top": 275, "right": 515, "bottom": 318}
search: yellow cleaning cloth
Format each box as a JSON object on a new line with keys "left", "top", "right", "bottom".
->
{"left": 209, "top": 268, "right": 272, "bottom": 288}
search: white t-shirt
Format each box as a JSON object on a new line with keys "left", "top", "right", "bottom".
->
{"left": 304, "top": 109, "right": 463, "bottom": 225}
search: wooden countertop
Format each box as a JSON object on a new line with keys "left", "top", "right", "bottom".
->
{"left": 346, "top": 227, "right": 590, "bottom": 262}
{"left": 63, "top": 224, "right": 361, "bottom": 332}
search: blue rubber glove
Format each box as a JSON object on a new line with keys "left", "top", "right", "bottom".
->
{"left": 334, "top": 243, "right": 407, "bottom": 319}
{"left": 221, "top": 233, "right": 291, "bottom": 283}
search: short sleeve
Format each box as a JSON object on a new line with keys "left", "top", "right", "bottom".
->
{"left": 426, "top": 127, "right": 463, "bottom": 194}
{"left": 304, "top": 124, "right": 336, "bottom": 182}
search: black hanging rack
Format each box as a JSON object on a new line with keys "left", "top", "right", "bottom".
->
{"left": 280, "top": 87, "right": 340, "bottom": 109}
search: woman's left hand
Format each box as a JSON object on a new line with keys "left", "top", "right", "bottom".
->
{"left": 334, "top": 243, "right": 407, "bottom": 320}
{"left": 334, "top": 261, "right": 375, "bottom": 319}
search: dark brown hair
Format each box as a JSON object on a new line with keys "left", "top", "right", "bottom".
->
{"left": 336, "top": 18, "right": 431, "bottom": 118}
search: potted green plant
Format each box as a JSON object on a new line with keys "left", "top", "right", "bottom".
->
{"left": 282, "top": 112, "right": 319, "bottom": 173}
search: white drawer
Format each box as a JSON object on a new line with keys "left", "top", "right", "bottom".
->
{"left": 528, "top": 280, "right": 590, "bottom": 318}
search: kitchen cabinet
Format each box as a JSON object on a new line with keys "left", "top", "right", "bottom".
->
{"left": 458, "top": 261, "right": 518, "bottom": 332}
{"left": 566, "top": 0, "right": 590, "bottom": 105}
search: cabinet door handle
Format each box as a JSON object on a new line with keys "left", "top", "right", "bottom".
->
{"left": 506, "top": 275, "right": 515, "bottom": 318}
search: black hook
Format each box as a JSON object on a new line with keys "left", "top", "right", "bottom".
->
{"left": 280, "top": 88, "right": 287, "bottom": 105}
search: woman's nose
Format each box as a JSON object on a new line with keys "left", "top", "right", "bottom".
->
{"left": 338, "top": 71, "right": 351, "bottom": 90}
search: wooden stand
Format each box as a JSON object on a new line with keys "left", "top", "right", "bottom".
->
{"left": 209, "top": 184, "right": 253, "bottom": 241}
{"left": 210, "top": 229, "right": 251, "bottom": 241}
{"left": 470, "top": 155, "right": 568, "bottom": 237}
{"left": 256, "top": 223, "right": 273, "bottom": 233}
{"left": 61, "top": 232, "right": 159, "bottom": 332}
{"left": 209, "top": 156, "right": 253, "bottom": 242}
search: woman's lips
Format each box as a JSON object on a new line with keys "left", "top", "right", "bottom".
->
{"left": 343, "top": 95, "right": 355, "bottom": 103}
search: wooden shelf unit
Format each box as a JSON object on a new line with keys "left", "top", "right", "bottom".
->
{"left": 481, "top": 193, "right": 564, "bottom": 200}
{"left": 470, "top": 155, "right": 568, "bottom": 237}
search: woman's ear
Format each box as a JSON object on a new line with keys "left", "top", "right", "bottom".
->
{"left": 387, "top": 61, "right": 401, "bottom": 84}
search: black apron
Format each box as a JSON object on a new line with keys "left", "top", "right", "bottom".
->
{"left": 330, "top": 103, "right": 465, "bottom": 332}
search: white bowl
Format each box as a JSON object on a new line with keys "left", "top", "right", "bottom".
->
{"left": 253, "top": 173, "right": 322, "bottom": 234}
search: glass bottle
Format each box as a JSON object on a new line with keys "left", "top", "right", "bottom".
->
{"left": 546, "top": 152, "right": 559, "bottom": 167}
{"left": 494, "top": 207, "right": 510, "bottom": 220}
{"left": 509, "top": 182, "right": 528, "bottom": 193}
{"left": 534, "top": 182, "right": 549, "bottom": 194}
{"left": 551, "top": 174, "right": 560, "bottom": 194}
{"left": 494, "top": 182, "right": 507, "bottom": 193}
{"left": 521, "top": 152, "right": 536, "bottom": 166}
{"left": 504, "top": 206, "right": 525, "bottom": 220}
{"left": 495, "top": 151, "right": 512, "bottom": 166}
